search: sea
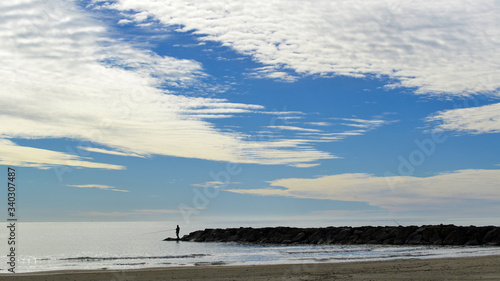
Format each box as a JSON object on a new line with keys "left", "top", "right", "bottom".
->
{"left": 1, "top": 221, "right": 500, "bottom": 273}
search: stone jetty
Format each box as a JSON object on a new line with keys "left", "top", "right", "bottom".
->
{"left": 176, "top": 225, "right": 500, "bottom": 246}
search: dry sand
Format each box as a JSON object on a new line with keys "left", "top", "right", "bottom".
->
{"left": 1, "top": 255, "right": 499, "bottom": 281}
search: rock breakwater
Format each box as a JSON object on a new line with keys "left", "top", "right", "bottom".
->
{"left": 177, "top": 225, "right": 500, "bottom": 246}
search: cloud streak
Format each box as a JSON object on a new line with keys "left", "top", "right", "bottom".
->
{"left": 67, "top": 184, "right": 129, "bottom": 192}
{"left": 77, "top": 147, "right": 146, "bottom": 158}
{"left": 0, "top": 139, "right": 124, "bottom": 170}
{"left": 289, "top": 117, "right": 396, "bottom": 142}
{"left": 266, "top": 126, "right": 322, "bottom": 133}
{"left": 227, "top": 169, "right": 500, "bottom": 212}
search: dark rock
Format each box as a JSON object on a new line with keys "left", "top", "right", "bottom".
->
{"left": 465, "top": 239, "right": 479, "bottom": 246}
{"left": 483, "top": 228, "right": 500, "bottom": 245}
{"left": 353, "top": 230, "right": 364, "bottom": 236}
{"left": 308, "top": 230, "right": 324, "bottom": 243}
{"left": 292, "top": 232, "right": 306, "bottom": 243}
{"left": 433, "top": 239, "right": 443, "bottom": 246}
{"left": 440, "top": 225, "right": 456, "bottom": 240}
{"left": 394, "top": 226, "right": 417, "bottom": 244}
{"left": 415, "top": 227, "right": 426, "bottom": 233}
{"left": 227, "top": 235, "right": 239, "bottom": 242}
{"left": 177, "top": 225, "right": 500, "bottom": 246}
{"left": 444, "top": 230, "right": 468, "bottom": 245}
{"left": 406, "top": 233, "right": 422, "bottom": 245}
{"left": 383, "top": 238, "right": 394, "bottom": 244}
{"left": 334, "top": 228, "right": 352, "bottom": 242}
{"left": 422, "top": 229, "right": 441, "bottom": 244}
{"left": 373, "top": 229, "right": 390, "bottom": 242}
{"left": 163, "top": 237, "right": 180, "bottom": 241}
{"left": 184, "top": 231, "right": 203, "bottom": 242}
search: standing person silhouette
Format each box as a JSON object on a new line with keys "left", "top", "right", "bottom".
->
{"left": 176, "top": 225, "right": 180, "bottom": 240}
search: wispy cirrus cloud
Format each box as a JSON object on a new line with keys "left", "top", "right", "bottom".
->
{"left": 107, "top": 0, "right": 500, "bottom": 96}
{"left": 337, "top": 118, "right": 394, "bottom": 130}
{"left": 306, "top": 122, "right": 332, "bottom": 127}
{"left": 266, "top": 126, "right": 322, "bottom": 133}
{"left": 293, "top": 117, "right": 396, "bottom": 142}
{"left": 248, "top": 66, "right": 299, "bottom": 83}
{"left": 77, "top": 147, "right": 146, "bottom": 158}
{"left": 192, "top": 181, "right": 232, "bottom": 188}
{"left": 67, "top": 184, "right": 129, "bottom": 192}
{"left": 0, "top": 139, "right": 124, "bottom": 170}
{"left": 289, "top": 163, "right": 321, "bottom": 168}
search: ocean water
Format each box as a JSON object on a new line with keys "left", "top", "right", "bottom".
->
{"left": 1, "top": 222, "right": 500, "bottom": 273}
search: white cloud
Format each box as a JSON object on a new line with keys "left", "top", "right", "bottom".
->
{"left": 191, "top": 181, "right": 227, "bottom": 188}
{"left": 306, "top": 122, "right": 332, "bottom": 127}
{"left": 0, "top": 139, "right": 124, "bottom": 170}
{"left": 291, "top": 117, "right": 396, "bottom": 142}
{"left": 117, "top": 19, "right": 133, "bottom": 25}
{"left": 251, "top": 117, "right": 395, "bottom": 159}
{"left": 109, "top": 0, "right": 500, "bottom": 96}
{"left": 227, "top": 169, "right": 500, "bottom": 211}
{"left": 0, "top": 0, "right": 337, "bottom": 168}
{"left": 427, "top": 102, "right": 500, "bottom": 134}
{"left": 336, "top": 118, "right": 392, "bottom": 130}
{"left": 67, "top": 184, "right": 129, "bottom": 192}
{"left": 248, "top": 66, "right": 299, "bottom": 82}
{"left": 289, "top": 163, "right": 321, "bottom": 168}
{"left": 77, "top": 147, "right": 146, "bottom": 158}
{"left": 266, "top": 126, "right": 322, "bottom": 133}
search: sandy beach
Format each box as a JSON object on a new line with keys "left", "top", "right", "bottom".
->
{"left": 2, "top": 255, "right": 499, "bottom": 281}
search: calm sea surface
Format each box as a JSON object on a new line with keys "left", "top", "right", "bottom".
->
{"left": 1, "top": 222, "right": 500, "bottom": 273}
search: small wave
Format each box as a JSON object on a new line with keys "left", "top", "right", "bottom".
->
{"left": 61, "top": 254, "right": 208, "bottom": 261}
{"left": 291, "top": 256, "right": 368, "bottom": 262}
{"left": 283, "top": 248, "right": 372, "bottom": 255}
{"left": 290, "top": 251, "right": 440, "bottom": 262}
{"left": 114, "top": 262, "right": 147, "bottom": 266}
{"left": 194, "top": 261, "right": 228, "bottom": 266}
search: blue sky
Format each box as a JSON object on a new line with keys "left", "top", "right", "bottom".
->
{"left": 1, "top": 0, "right": 499, "bottom": 226}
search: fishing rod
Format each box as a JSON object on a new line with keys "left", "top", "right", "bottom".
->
{"left": 141, "top": 229, "right": 177, "bottom": 235}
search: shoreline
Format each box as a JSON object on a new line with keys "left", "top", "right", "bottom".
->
{"left": 3, "top": 255, "right": 500, "bottom": 280}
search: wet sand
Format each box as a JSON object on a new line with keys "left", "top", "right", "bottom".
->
{"left": 2, "top": 255, "right": 499, "bottom": 280}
